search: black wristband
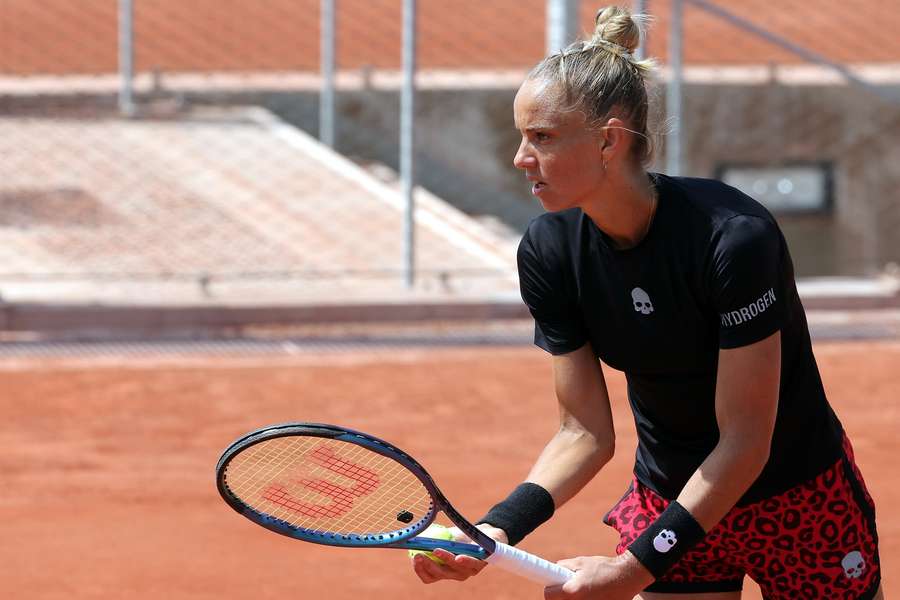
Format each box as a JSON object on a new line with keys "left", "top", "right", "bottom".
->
{"left": 476, "top": 482, "right": 555, "bottom": 546}
{"left": 626, "top": 500, "right": 706, "bottom": 579}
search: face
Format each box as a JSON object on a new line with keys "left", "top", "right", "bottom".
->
{"left": 513, "top": 78, "right": 606, "bottom": 212}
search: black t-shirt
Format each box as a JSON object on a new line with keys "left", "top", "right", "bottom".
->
{"left": 518, "top": 173, "right": 844, "bottom": 504}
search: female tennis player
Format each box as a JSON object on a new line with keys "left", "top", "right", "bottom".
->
{"left": 411, "top": 5, "right": 882, "bottom": 599}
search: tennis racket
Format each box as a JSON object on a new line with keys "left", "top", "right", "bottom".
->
{"left": 215, "top": 422, "right": 573, "bottom": 585}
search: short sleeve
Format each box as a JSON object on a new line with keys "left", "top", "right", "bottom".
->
{"left": 517, "top": 224, "right": 587, "bottom": 355}
{"left": 710, "top": 215, "right": 786, "bottom": 349}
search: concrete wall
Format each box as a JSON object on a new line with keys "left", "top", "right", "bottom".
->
{"left": 259, "top": 80, "right": 899, "bottom": 278}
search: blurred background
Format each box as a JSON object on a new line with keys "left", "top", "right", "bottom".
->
{"left": 1, "top": 0, "right": 899, "bottom": 343}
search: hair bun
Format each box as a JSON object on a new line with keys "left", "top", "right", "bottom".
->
{"left": 593, "top": 5, "right": 642, "bottom": 54}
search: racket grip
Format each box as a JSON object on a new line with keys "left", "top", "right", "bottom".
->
{"left": 485, "top": 542, "right": 573, "bottom": 585}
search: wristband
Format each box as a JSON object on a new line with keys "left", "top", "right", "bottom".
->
{"left": 476, "top": 482, "right": 555, "bottom": 546}
{"left": 626, "top": 500, "right": 706, "bottom": 579}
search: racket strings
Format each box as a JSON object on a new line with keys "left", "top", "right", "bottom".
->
{"left": 225, "top": 436, "right": 433, "bottom": 537}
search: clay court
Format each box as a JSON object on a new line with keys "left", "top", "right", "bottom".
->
{"left": 1, "top": 339, "right": 896, "bottom": 599}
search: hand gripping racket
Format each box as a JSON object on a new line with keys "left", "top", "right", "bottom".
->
{"left": 215, "top": 422, "right": 573, "bottom": 585}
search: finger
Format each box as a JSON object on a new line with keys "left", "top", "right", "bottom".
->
{"left": 433, "top": 549, "right": 486, "bottom": 577}
{"left": 543, "top": 583, "right": 565, "bottom": 600}
{"left": 412, "top": 554, "right": 441, "bottom": 584}
{"left": 414, "top": 552, "right": 474, "bottom": 582}
{"left": 561, "top": 576, "right": 583, "bottom": 595}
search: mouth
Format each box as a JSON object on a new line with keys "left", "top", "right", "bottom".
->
{"left": 527, "top": 177, "right": 547, "bottom": 195}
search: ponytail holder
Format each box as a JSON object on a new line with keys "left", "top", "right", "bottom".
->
{"left": 583, "top": 38, "right": 634, "bottom": 60}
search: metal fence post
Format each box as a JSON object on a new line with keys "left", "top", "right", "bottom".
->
{"left": 401, "top": 0, "right": 417, "bottom": 288}
{"left": 632, "top": 0, "right": 648, "bottom": 61}
{"left": 666, "top": 0, "right": 683, "bottom": 176}
{"left": 320, "top": 0, "right": 336, "bottom": 147}
{"left": 546, "top": 0, "right": 579, "bottom": 55}
{"left": 118, "top": 0, "right": 135, "bottom": 117}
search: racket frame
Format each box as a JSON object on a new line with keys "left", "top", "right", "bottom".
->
{"left": 216, "top": 422, "right": 493, "bottom": 558}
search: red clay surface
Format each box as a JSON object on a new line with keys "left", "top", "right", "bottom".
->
{"left": 1, "top": 341, "right": 896, "bottom": 599}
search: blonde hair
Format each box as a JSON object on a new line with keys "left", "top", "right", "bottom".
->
{"left": 529, "top": 6, "right": 656, "bottom": 165}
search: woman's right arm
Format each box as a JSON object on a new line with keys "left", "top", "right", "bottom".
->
{"left": 525, "top": 342, "right": 616, "bottom": 509}
{"left": 412, "top": 342, "right": 616, "bottom": 584}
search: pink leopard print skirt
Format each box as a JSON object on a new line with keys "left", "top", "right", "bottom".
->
{"left": 602, "top": 436, "right": 880, "bottom": 599}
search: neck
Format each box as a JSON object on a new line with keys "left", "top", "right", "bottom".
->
{"left": 582, "top": 168, "right": 656, "bottom": 249}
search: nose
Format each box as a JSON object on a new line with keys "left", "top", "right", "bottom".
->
{"left": 513, "top": 138, "right": 536, "bottom": 171}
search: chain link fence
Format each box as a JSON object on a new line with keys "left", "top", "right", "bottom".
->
{"left": 0, "top": 0, "right": 898, "bottom": 310}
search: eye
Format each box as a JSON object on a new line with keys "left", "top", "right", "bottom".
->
{"left": 534, "top": 132, "right": 551, "bottom": 142}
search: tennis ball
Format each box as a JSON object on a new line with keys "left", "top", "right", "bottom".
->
{"left": 408, "top": 523, "right": 454, "bottom": 565}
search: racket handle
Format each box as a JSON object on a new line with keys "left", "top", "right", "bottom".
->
{"left": 485, "top": 542, "right": 573, "bottom": 585}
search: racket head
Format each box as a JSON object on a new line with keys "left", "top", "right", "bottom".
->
{"left": 216, "top": 423, "right": 440, "bottom": 548}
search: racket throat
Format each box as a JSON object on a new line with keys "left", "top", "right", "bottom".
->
{"left": 396, "top": 537, "right": 487, "bottom": 559}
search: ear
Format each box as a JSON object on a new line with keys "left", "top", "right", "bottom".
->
{"left": 598, "top": 117, "right": 627, "bottom": 161}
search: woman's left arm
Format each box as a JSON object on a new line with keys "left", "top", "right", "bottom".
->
{"left": 674, "top": 329, "right": 781, "bottom": 529}
{"left": 546, "top": 332, "right": 781, "bottom": 599}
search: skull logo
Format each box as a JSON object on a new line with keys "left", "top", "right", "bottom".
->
{"left": 841, "top": 551, "right": 866, "bottom": 579}
{"left": 652, "top": 529, "right": 677, "bottom": 553}
{"left": 631, "top": 287, "right": 654, "bottom": 315}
